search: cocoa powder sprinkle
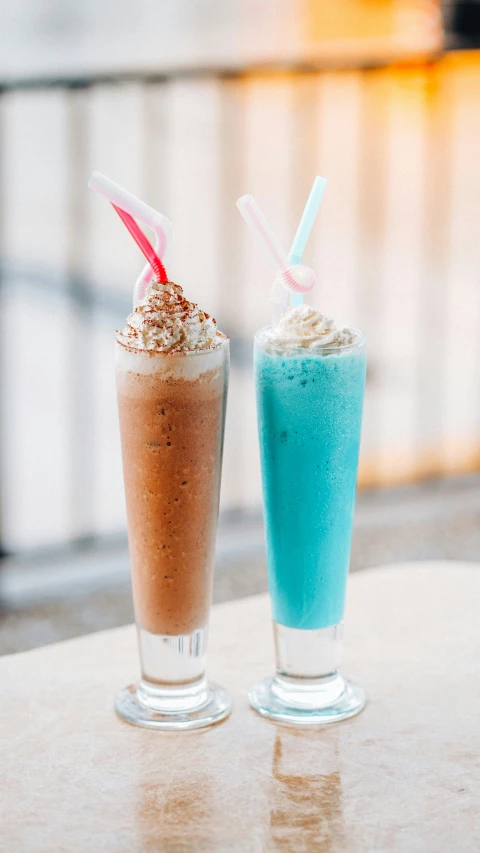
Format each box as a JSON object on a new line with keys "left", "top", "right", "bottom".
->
{"left": 116, "top": 280, "right": 226, "bottom": 354}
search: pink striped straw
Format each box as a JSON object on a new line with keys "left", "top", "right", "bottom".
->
{"left": 236, "top": 194, "right": 315, "bottom": 295}
{"left": 88, "top": 172, "right": 173, "bottom": 305}
{"left": 112, "top": 204, "right": 167, "bottom": 284}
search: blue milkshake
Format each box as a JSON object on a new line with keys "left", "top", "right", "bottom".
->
{"left": 255, "top": 307, "right": 366, "bottom": 632}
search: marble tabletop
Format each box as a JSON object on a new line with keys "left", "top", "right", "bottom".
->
{"left": 1, "top": 562, "right": 479, "bottom": 852}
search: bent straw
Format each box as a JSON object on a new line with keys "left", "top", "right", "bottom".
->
{"left": 112, "top": 204, "right": 168, "bottom": 283}
{"left": 236, "top": 194, "right": 315, "bottom": 296}
{"left": 88, "top": 172, "right": 173, "bottom": 302}
{"left": 288, "top": 176, "right": 327, "bottom": 307}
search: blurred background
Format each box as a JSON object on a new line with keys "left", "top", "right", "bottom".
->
{"left": 1, "top": 0, "right": 480, "bottom": 653}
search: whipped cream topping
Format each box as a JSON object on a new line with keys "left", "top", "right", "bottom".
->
{"left": 260, "top": 304, "right": 358, "bottom": 351}
{"left": 116, "top": 280, "right": 225, "bottom": 353}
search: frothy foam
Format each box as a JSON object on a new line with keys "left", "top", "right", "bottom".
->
{"left": 259, "top": 304, "right": 359, "bottom": 352}
{"left": 116, "top": 280, "right": 226, "bottom": 354}
{"left": 115, "top": 337, "right": 229, "bottom": 381}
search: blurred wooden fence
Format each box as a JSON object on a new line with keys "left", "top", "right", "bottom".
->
{"left": 0, "top": 51, "right": 479, "bottom": 550}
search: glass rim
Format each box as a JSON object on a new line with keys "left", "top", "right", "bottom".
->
{"left": 254, "top": 326, "right": 366, "bottom": 354}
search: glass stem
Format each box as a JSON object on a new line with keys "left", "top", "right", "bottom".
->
{"left": 136, "top": 625, "right": 209, "bottom": 713}
{"left": 274, "top": 622, "right": 343, "bottom": 679}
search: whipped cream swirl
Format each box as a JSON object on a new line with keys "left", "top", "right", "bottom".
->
{"left": 260, "top": 304, "right": 358, "bottom": 351}
{"left": 116, "top": 281, "right": 225, "bottom": 353}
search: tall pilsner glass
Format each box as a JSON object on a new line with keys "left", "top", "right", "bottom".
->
{"left": 249, "top": 328, "right": 367, "bottom": 724}
{"left": 115, "top": 338, "right": 231, "bottom": 730}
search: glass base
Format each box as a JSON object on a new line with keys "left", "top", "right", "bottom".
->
{"left": 249, "top": 672, "right": 366, "bottom": 726}
{"left": 115, "top": 677, "right": 232, "bottom": 731}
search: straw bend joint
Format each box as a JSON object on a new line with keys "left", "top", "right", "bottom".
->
{"left": 88, "top": 171, "right": 173, "bottom": 297}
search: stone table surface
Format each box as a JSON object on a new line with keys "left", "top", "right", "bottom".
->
{"left": 1, "top": 562, "right": 479, "bottom": 852}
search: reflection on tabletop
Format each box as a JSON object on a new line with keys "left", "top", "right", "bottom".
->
{"left": 131, "top": 714, "right": 345, "bottom": 852}
{"left": 269, "top": 729, "right": 344, "bottom": 852}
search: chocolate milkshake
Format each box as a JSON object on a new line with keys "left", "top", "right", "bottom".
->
{"left": 115, "top": 279, "right": 231, "bottom": 729}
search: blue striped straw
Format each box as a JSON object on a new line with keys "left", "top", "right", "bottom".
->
{"left": 288, "top": 176, "right": 328, "bottom": 307}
